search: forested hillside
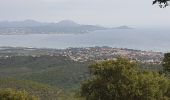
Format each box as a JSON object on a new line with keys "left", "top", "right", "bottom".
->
{"left": 0, "top": 55, "right": 91, "bottom": 99}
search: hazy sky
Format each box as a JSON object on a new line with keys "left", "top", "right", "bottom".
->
{"left": 0, "top": 0, "right": 170, "bottom": 28}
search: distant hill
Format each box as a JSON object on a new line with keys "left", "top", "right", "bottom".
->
{"left": 32, "top": 20, "right": 108, "bottom": 34}
{"left": 0, "top": 20, "right": 132, "bottom": 34}
{"left": 115, "top": 25, "right": 133, "bottom": 29}
{"left": 0, "top": 20, "right": 46, "bottom": 27}
{"left": 55, "top": 20, "right": 81, "bottom": 27}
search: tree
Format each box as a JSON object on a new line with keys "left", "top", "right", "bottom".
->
{"left": 0, "top": 88, "right": 39, "bottom": 100}
{"left": 163, "top": 53, "right": 170, "bottom": 73}
{"left": 153, "top": 0, "right": 170, "bottom": 8}
{"left": 80, "top": 58, "right": 170, "bottom": 100}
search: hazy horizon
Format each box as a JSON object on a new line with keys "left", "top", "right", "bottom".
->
{"left": 1, "top": 0, "right": 170, "bottom": 28}
{"left": 0, "top": 19, "right": 170, "bottom": 30}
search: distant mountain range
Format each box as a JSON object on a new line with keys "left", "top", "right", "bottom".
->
{"left": 0, "top": 20, "right": 132, "bottom": 34}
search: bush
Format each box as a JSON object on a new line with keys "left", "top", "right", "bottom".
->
{"left": 80, "top": 58, "right": 170, "bottom": 100}
{"left": 0, "top": 88, "right": 39, "bottom": 100}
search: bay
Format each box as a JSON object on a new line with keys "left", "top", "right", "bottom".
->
{"left": 0, "top": 28, "right": 169, "bottom": 52}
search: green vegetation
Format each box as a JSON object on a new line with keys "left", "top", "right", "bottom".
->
{"left": 139, "top": 63, "right": 162, "bottom": 72}
{"left": 0, "top": 55, "right": 89, "bottom": 89}
{"left": 0, "top": 77, "right": 62, "bottom": 100}
{"left": 0, "top": 54, "right": 169, "bottom": 100}
{"left": 163, "top": 53, "right": 170, "bottom": 73}
{"left": 80, "top": 58, "right": 170, "bottom": 100}
{"left": 0, "top": 55, "right": 90, "bottom": 100}
{"left": 0, "top": 88, "right": 39, "bottom": 100}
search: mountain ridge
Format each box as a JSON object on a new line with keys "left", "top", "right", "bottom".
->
{"left": 0, "top": 20, "right": 132, "bottom": 34}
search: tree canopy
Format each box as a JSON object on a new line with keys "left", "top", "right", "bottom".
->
{"left": 153, "top": 0, "right": 170, "bottom": 8}
{"left": 80, "top": 58, "right": 170, "bottom": 100}
{"left": 163, "top": 53, "right": 170, "bottom": 73}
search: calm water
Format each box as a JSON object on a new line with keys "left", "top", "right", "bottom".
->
{"left": 0, "top": 29, "right": 170, "bottom": 52}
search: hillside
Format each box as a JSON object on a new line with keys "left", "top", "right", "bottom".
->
{"left": 0, "top": 47, "right": 164, "bottom": 100}
{"left": 0, "top": 77, "right": 68, "bottom": 100}
{"left": 0, "top": 20, "right": 133, "bottom": 34}
{"left": 0, "top": 55, "right": 91, "bottom": 100}
{"left": 0, "top": 20, "right": 107, "bottom": 34}
{"left": 0, "top": 55, "right": 90, "bottom": 89}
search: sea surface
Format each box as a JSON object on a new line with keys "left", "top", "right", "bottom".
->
{"left": 0, "top": 28, "right": 170, "bottom": 52}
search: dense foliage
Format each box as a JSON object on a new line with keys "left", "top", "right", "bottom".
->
{"left": 80, "top": 58, "right": 170, "bottom": 100}
{"left": 0, "top": 55, "right": 90, "bottom": 100}
{"left": 163, "top": 53, "right": 170, "bottom": 73}
{"left": 0, "top": 88, "right": 39, "bottom": 100}
{"left": 0, "top": 78, "right": 61, "bottom": 100}
{"left": 0, "top": 55, "right": 168, "bottom": 100}
{"left": 153, "top": 0, "right": 170, "bottom": 8}
{"left": 0, "top": 55, "right": 89, "bottom": 89}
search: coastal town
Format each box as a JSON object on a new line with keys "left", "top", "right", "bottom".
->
{"left": 0, "top": 46, "right": 164, "bottom": 64}
{"left": 60, "top": 47, "right": 163, "bottom": 64}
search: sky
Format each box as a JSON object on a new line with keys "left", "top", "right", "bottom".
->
{"left": 0, "top": 0, "right": 170, "bottom": 28}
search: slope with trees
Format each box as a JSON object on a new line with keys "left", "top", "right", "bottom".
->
{"left": 80, "top": 58, "right": 170, "bottom": 100}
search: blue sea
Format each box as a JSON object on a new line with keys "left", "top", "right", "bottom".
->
{"left": 0, "top": 28, "right": 170, "bottom": 52}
